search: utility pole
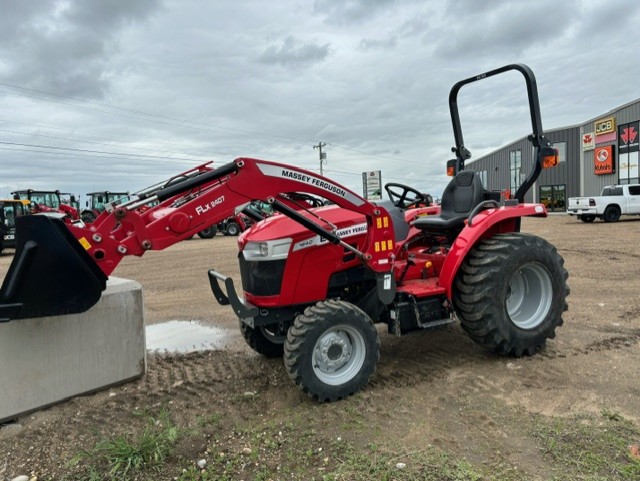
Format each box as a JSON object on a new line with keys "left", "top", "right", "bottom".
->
{"left": 313, "top": 141, "right": 327, "bottom": 176}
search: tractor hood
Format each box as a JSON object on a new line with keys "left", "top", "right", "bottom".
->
{"left": 238, "top": 204, "right": 366, "bottom": 250}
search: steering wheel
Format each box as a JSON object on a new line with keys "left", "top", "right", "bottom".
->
{"left": 384, "top": 182, "right": 432, "bottom": 209}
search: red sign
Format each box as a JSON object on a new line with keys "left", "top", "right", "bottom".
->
{"left": 594, "top": 145, "right": 614, "bottom": 175}
{"left": 621, "top": 126, "right": 638, "bottom": 144}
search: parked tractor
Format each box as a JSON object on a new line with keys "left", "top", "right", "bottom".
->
{"left": 11, "top": 189, "right": 80, "bottom": 222}
{"left": 81, "top": 191, "right": 130, "bottom": 224}
{"left": 0, "top": 199, "right": 31, "bottom": 254}
{"left": 216, "top": 200, "right": 275, "bottom": 237}
{"left": 0, "top": 64, "right": 568, "bottom": 402}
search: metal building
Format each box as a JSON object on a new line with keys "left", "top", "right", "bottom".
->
{"left": 466, "top": 98, "right": 640, "bottom": 212}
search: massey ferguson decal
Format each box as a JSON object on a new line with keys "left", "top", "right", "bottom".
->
{"left": 195, "top": 195, "right": 225, "bottom": 215}
{"left": 618, "top": 122, "right": 639, "bottom": 183}
{"left": 619, "top": 122, "right": 639, "bottom": 153}
{"left": 256, "top": 162, "right": 365, "bottom": 206}
{"left": 582, "top": 132, "right": 594, "bottom": 151}
{"left": 293, "top": 223, "right": 368, "bottom": 251}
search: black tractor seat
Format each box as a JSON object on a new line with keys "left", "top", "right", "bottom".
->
{"left": 413, "top": 170, "right": 483, "bottom": 235}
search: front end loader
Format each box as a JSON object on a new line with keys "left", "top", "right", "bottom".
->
{"left": 0, "top": 64, "right": 568, "bottom": 402}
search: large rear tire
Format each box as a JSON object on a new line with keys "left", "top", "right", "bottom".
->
{"left": 284, "top": 299, "right": 379, "bottom": 402}
{"left": 603, "top": 206, "right": 621, "bottom": 223}
{"left": 239, "top": 320, "right": 286, "bottom": 358}
{"left": 453, "top": 233, "right": 569, "bottom": 357}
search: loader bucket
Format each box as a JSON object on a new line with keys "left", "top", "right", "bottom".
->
{"left": 0, "top": 215, "right": 107, "bottom": 322}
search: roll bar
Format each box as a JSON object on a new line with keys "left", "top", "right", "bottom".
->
{"left": 448, "top": 63, "right": 556, "bottom": 202}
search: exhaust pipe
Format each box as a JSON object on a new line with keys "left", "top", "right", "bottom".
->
{"left": 0, "top": 215, "right": 107, "bottom": 322}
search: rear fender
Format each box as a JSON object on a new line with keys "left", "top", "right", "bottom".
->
{"left": 439, "top": 204, "right": 547, "bottom": 299}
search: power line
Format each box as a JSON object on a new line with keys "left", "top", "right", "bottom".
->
{"left": 0, "top": 82, "right": 302, "bottom": 143}
{"left": 0, "top": 126, "right": 212, "bottom": 158}
{"left": 0, "top": 140, "right": 206, "bottom": 162}
{"left": 330, "top": 143, "right": 418, "bottom": 166}
{"left": 0, "top": 81, "right": 430, "bottom": 170}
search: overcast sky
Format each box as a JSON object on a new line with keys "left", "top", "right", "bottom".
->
{"left": 1, "top": 0, "right": 639, "bottom": 203}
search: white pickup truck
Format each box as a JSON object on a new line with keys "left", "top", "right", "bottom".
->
{"left": 567, "top": 184, "right": 640, "bottom": 222}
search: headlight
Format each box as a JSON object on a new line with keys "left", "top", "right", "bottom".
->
{"left": 243, "top": 238, "right": 292, "bottom": 261}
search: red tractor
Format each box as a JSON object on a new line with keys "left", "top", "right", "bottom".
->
{"left": 11, "top": 189, "right": 80, "bottom": 222}
{"left": 216, "top": 200, "right": 275, "bottom": 236}
{"left": 0, "top": 64, "right": 568, "bottom": 402}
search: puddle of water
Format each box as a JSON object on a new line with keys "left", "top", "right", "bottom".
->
{"left": 145, "top": 320, "right": 236, "bottom": 354}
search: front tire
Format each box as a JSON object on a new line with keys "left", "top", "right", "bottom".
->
{"left": 240, "top": 320, "right": 286, "bottom": 358}
{"left": 197, "top": 226, "right": 217, "bottom": 239}
{"left": 284, "top": 300, "right": 379, "bottom": 402}
{"left": 453, "top": 233, "right": 569, "bottom": 357}
{"left": 81, "top": 211, "right": 96, "bottom": 224}
{"left": 225, "top": 221, "right": 240, "bottom": 236}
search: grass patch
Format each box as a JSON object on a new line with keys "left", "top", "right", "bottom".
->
{"left": 196, "top": 412, "right": 222, "bottom": 427}
{"left": 179, "top": 422, "right": 493, "bottom": 481}
{"left": 324, "top": 443, "right": 485, "bottom": 481}
{"left": 63, "top": 400, "right": 640, "bottom": 481}
{"left": 70, "top": 409, "right": 181, "bottom": 479}
{"left": 532, "top": 410, "right": 640, "bottom": 480}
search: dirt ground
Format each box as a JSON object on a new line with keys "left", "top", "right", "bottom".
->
{"left": 1, "top": 215, "right": 639, "bottom": 479}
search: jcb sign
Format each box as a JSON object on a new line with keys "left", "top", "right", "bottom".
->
{"left": 594, "top": 145, "right": 615, "bottom": 175}
{"left": 595, "top": 117, "right": 616, "bottom": 135}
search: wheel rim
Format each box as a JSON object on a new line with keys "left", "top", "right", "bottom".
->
{"left": 260, "top": 324, "right": 286, "bottom": 344}
{"left": 312, "top": 324, "right": 366, "bottom": 386}
{"left": 506, "top": 262, "right": 553, "bottom": 329}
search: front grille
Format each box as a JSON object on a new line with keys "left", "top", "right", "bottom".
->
{"left": 238, "top": 254, "right": 286, "bottom": 296}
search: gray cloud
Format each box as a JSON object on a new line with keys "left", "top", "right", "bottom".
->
{"left": 259, "top": 36, "right": 332, "bottom": 67}
{"left": 435, "top": 0, "right": 578, "bottom": 59}
{"left": 313, "top": 0, "right": 398, "bottom": 25}
{"left": 396, "top": 15, "right": 429, "bottom": 38}
{"left": 0, "top": 0, "right": 639, "bottom": 201}
{"left": 444, "top": 0, "right": 513, "bottom": 16}
{"left": 358, "top": 36, "right": 398, "bottom": 51}
{"left": 574, "top": 0, "right": 640, "bottom": 44}
{"left": 0, "top": 0, "right": 160, "bottom": 98}
{"left": 0, "top": 0, "right": 51, "bottom": 43}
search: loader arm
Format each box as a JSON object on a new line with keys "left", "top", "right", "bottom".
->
{"left": 1, "top": 157, "right": 396, "bottom": 321}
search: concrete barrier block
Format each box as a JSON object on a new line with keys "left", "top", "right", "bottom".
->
{"left": 0, "top": 277, "right": 146, "bottom": 423}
